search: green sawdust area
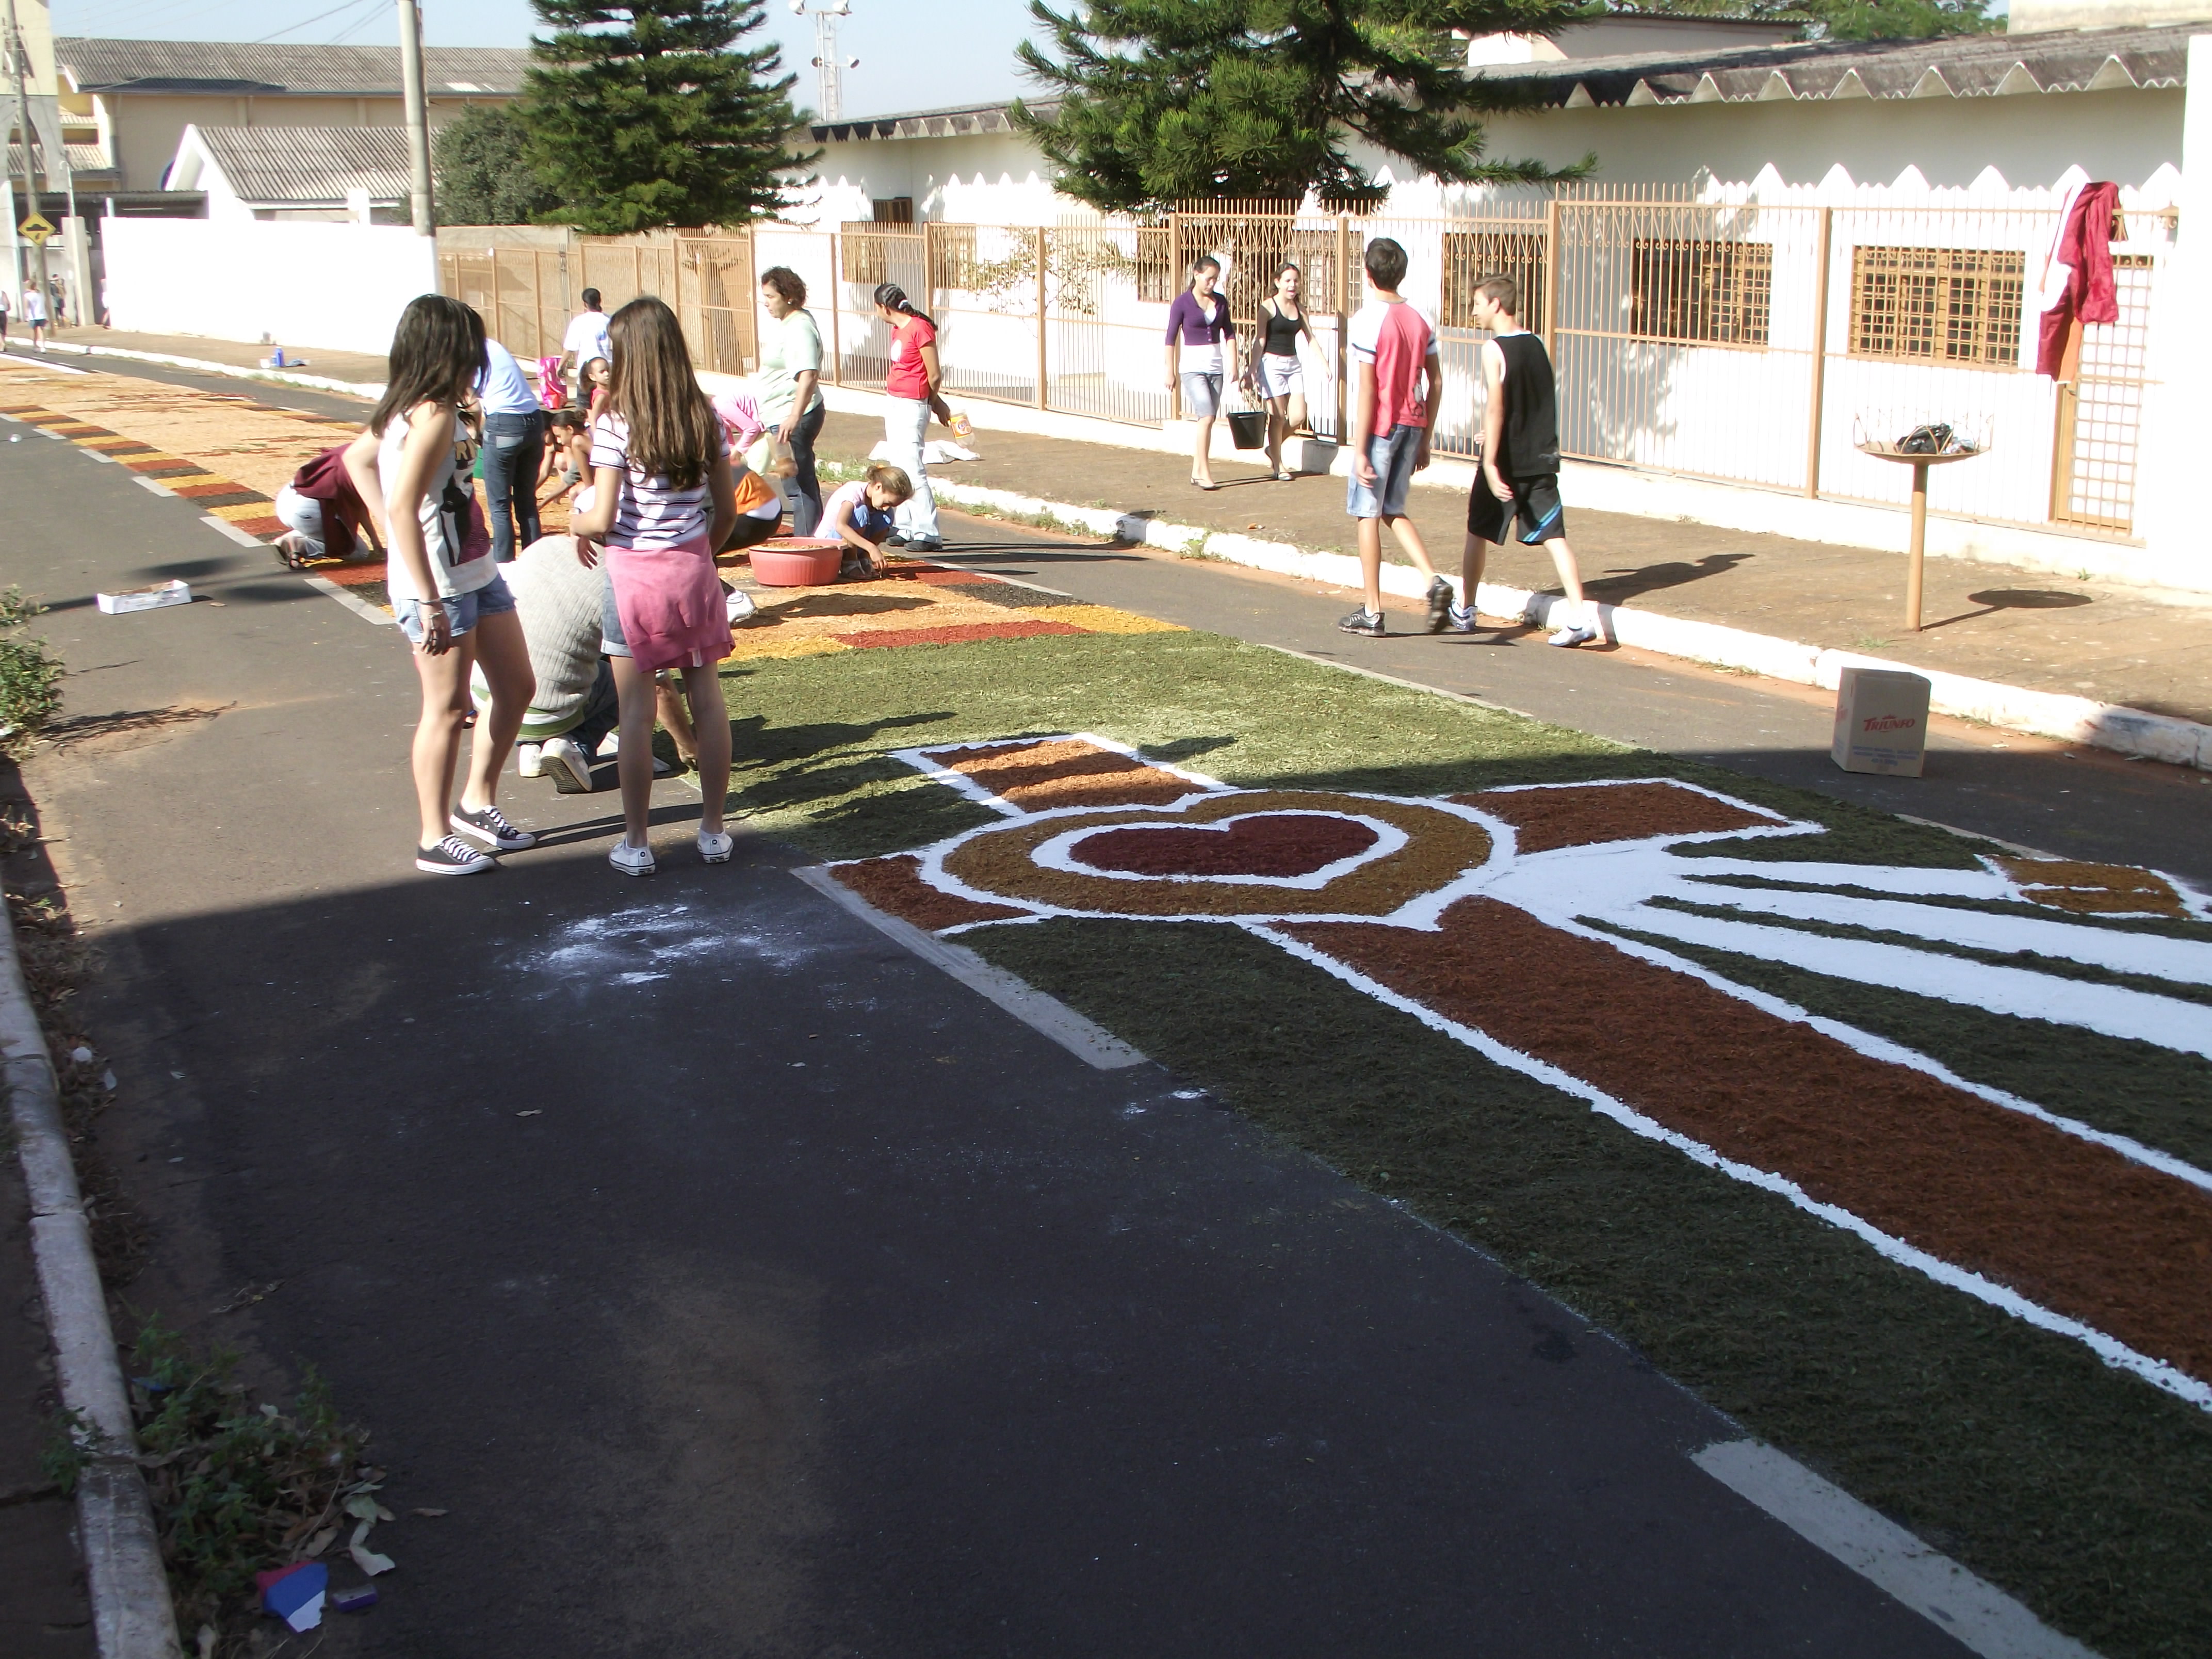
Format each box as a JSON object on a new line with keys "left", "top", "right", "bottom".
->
{"left": 1681, "top": 873, "right": 2212, "bottom": 944}
{"left": 1599, "top": 922, "right": 2212, "bottom": 1178}
{"left": 721, "top": 629, "right": 1987, "bottom": 873}
{"left": 1642, "top": 895, "right": 2212, "bottom": 1014}
{"left": 719, "top": 626, "right": 2204, "bottom": 1654}
{"left": 966, "top": 917, "right": 2212, "bottom": 1659}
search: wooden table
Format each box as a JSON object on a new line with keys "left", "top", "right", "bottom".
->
{"left": 1856, "top": 441, "right": 1988, "bottom": 632}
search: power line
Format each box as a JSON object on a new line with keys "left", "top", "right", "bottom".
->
{"left": 254, "top": 0, "right": 383, "bottom": 45}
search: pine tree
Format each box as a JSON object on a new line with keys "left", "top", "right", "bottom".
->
{"left": 1012, "top": 0, "right": 1595, "bottom": 213}
{"left": 434, "top": 105, "right": 559, "bottom": 226}
{"left": 519, "top": 0, "right": 812, "bottom": 233}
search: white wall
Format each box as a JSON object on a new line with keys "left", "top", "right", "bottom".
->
{"left": 101, "top": 217, "right": 436, "bottom": 356}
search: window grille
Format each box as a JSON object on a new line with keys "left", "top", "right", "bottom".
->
{"left": 1630, "top": 238, "right": 1772, "bottom": 346}
{"left": 840, "top": 222, "right": 894, "bottom": 285}
{"left": 1848, "top": 245, "right": 2024, "bottom": 369}
{"left": 928, "top": 224, "right": 979, "bottom": 292}
{"left": 1440, "top": 231, "right": 1547, "bottom": 331}
{"left": 871, "top": 197, "right": 914, "bottom": 225}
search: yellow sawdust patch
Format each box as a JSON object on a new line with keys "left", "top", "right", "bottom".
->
{"left": 723, "top": 633, "right": 853, "bottom": 662}
{"left": 1029, "top": 604, "right": 1183, "bottom": 635}
{"left": 0, "top": 369, "right": 346, "bottom": 498}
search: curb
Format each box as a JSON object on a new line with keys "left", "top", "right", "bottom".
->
{"left": 0, "top": 913, "right": 184, "bottom": 1657}
{"left": 918, "top": 477, "right": 2212, "bottom": 773}
{"left": 30, "top": 340, "right": 382, "bottom": 400}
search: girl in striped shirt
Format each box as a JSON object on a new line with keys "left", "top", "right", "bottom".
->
{"left": 570, "top": 297, "right": 738, "bottom": 877}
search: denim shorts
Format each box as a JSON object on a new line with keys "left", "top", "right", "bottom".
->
{"left": 397, "top": 572, "right": 515, "bottom": 644}
{"left": 1345, "top": 424, "right": 1423, "bottom": 520}
{"left": 599, "top": 573, "right": 629, "bottom": 659}
{"left": 1179, "top": 372, "right": 1224, "bottom": 419}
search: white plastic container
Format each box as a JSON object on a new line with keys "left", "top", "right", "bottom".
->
{"left": 95, "top": 579, "right": 191, "bottom": 615}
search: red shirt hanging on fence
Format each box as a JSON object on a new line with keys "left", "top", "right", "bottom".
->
{"left": 2035, "top": 181, "right": 2120, "bottom": 381}
{"left": 887, "top": 315, "right": 937, "bottom": 401}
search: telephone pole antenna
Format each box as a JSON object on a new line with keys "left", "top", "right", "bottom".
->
{"left": 789, "top": 0, "right": 856, "bottom": 123}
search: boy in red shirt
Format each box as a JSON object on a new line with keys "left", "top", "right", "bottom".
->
{"left": 1339, "top": 238, "right": 1452, "bottom": 637}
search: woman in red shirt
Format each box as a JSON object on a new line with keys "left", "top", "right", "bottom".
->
{"left": 874, "top": 282, "right": 944, "bottom": 554}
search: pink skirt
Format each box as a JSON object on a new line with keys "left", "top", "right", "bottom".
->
{"left": 604, "top": 533, "right": 733, "bottom": 675}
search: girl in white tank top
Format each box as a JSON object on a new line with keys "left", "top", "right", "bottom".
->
{"left": 343, "top": 295, "right": 540, "bottom": 876}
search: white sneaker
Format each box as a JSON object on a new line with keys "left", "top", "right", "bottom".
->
{"left": 698, "top": 829, "right": 734, "bottom": 864}
{"left": 609, "top": 838, "right": 655, "bottom": 877}
{"left": 726, "top": 590, "right": 756, "bottom": 623}
{"left": 515, "top": 742, "right": 544, "bottom": 778}
{"left": 538, "top": 736, "right": 593, "bottom": 793}
{"left": 1548, "top": 623, "right": 1598, "bottom": 648}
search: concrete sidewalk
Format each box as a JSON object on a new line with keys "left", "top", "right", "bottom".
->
{"left": 816, "top": 410, "right": 2212, "bottom": 732}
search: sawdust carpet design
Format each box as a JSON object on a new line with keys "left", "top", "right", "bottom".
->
{"left": 829, "top": 734, "right": 2212, "bottom": 1411}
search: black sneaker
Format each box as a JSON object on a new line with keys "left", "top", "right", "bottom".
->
{"left": 903, "top": 536, "right": 945, "bottom": 555}
{"left": 1337, "top": 606, "right": 1384, "bottom": 637}
{"left": 883, "top": 531, "right": 909, "bottom": 548}
{"left": 451, "top": 803, "right": 536, "bottom": 852}
{"left": 416, "top": 834, "right": 495, "bottom": 875}
{"left": 1425, "top": 576, "right": 1453, "bottom": 634}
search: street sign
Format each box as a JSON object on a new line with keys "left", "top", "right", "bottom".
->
{"left": 17, "top": 214, "right": 54, "bottom": 246}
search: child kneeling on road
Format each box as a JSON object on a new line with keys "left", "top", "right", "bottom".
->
{"left": 823, "top": 464, "right": 914, "bottom": 577}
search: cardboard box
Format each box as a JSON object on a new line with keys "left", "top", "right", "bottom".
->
{"left": 1832, "top": 666, "right": 1931, "bottom": 776}
{"left": 95, "top": 579, "right": 191, "bottom": 615}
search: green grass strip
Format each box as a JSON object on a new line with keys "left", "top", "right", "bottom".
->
{"left": 968, "top": 917, "right": 2212, "bottom": 1659}
{"left": 1598, "top": 921, "right": 2212, "bottom": 1177}
{"left": 721, "top": 631, "right": 1984, "bottom": 870}
{"left": 1643, "top": 894, "right": 2212, "bottom": 1012}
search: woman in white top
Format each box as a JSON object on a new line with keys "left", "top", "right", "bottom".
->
{"left": 342, "top": 295, "right": 539, "bottom": 876}
{"left": 1161, "top": 256, "right": 1238, "bottom": 491}
{"left": 756, "top": 266, "right": 825, "bottom": 534}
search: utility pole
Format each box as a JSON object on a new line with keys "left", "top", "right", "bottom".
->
{"left": 3, "top": 0, "right": 49, "bottom": 314}
{"left": 397, "top": 0, "right": 434, "bottom": 234}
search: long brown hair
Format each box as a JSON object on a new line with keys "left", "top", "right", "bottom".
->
{"left": 605, "top": 297, "right": 717, "bottom": 489}
{"left": 368, "top": 294, "right": 485, "bottom": 437}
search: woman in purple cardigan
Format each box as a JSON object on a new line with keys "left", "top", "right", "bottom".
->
{"left": 1161, "top": 255, "right": 1238, "bottom": 490}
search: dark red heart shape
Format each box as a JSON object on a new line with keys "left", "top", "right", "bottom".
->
{"left": 1069, "top": 814, "right": 1377, "bottom": 879}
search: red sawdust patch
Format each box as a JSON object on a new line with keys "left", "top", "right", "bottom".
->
{"left": 836, "top": 620, "right": 1084, "bottom": 649}
{"left": 922, "top": 737, "right": 1204, "bottom": 811}
{"left": 1282, "top": 897, "right": 2212, "bottom": 1382}
{"left": 1998, "top": 857, "right": 2186, "bottom": 917}
{"left": 1462, "top": 782, "right": 1777, "bottom": 854}
{"left": 832, "top": 855, "right": 1029, "bottom": 932}
{"left": 1073, "top": 815, "right": 1377, "bottom": 878}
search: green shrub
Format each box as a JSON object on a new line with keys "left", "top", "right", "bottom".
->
{"left": 0, "top": 587, "right": 61, "bottom": 750}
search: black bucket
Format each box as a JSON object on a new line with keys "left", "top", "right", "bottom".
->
{"left": 1227, "top": 409, "right": 1266, "bottom": 450}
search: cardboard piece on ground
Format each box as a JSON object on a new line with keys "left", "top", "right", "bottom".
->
{"left": 1832, "top": 665, "right": 1931, "bottom": 776}
{"left": 96, "top": 579, "right": 191, "bottom": 615}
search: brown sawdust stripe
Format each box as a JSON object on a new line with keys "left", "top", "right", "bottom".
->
{"left": 921, "top": 737, "right": 1206, "bottom": 811}
{"left": 1996, "top": 856, "right": 2186, "bottom": 917}
{"left": 945, "top": 791, "right": 1493, "bottom": 919}
{"left": 1282, "top": 896, "right": 2212, "bottom": 1382}
{"left": 832, "top": 855, "right": 1030, "bottom": 932}
{"left": 1465, "top": 782, "right": 1777, "bottom": 853}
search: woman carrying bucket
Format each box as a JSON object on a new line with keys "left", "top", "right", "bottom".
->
{"left": 1249, "top": 263, "right": 1314, "bottom": 481}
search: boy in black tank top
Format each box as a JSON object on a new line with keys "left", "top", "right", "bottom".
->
{"left": 1458, "top": 275, "right": 1599, "bottom": 647}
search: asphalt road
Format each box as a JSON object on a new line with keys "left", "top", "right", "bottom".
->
{"left": 0, "top": 360, "right": 2006, "bottom": 1653}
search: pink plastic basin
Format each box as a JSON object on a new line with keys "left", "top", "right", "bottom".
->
{"left": 749, "top": 536, "right": 843, "bottom": 587}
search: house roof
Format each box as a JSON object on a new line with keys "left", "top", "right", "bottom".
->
{"left": 812, "top": 99, "right": 1062, "bottom": 143}
{"left": 1475, "top": 20, "right": 2190, "bottom": 108}
{"left": 6, "top": 143, "right": 116, "bottom": 177}
{"left": 55, "top": 37, "right": 528, "bottom": 97}
{"left": 192, "top": 125, "right": 413, "bottom": 204}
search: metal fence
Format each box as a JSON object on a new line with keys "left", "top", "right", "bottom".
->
{"left": 445, "top": 194, "right": 2170, "bottom": 537}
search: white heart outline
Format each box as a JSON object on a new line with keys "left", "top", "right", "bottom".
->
{"left": 1029, "top": 809, "right": 1410, "bottom": 889}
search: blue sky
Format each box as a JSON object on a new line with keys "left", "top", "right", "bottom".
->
{"left": 47, "top": 0, "right": 1049, "bottom": 120}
